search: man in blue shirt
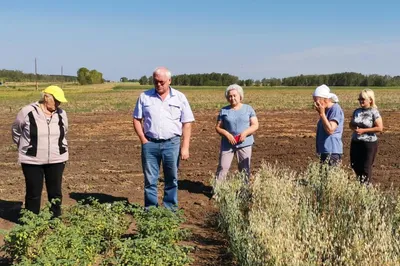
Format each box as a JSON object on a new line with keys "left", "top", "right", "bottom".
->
{"left": 133, "top": 67, "right": 194, "bottom": 210}
{"left": 313, "top": 84, "right": 344, "bottom": 166}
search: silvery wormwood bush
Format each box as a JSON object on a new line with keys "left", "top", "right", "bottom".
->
{"left": 214, "top": 162, "right": 400, "bottom": 266}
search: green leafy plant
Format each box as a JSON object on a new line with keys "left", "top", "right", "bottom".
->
{"left": 103, "top": 206, "right": 193, "bottom": 266}
{"left": 1, "top": 199, "right": 192, "bottom": 266}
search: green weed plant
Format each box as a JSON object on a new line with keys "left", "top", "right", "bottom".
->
{"left": 1, "top": 199, "right": 192, "bottom": 266}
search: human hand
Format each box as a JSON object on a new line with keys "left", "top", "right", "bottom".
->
{"left": 314, "top": 101, "right": 325, "bottom": 115}
{"left": 180, "top": 147, "right": 190, "bottom": 160}
{"left": 227, "top": 134, "right": 237, "bottom": 145}
{"left": 355, "top": 127, "right": 365, "bottom": 135}
{"left": 239, "top": 133, "right": 247, "bottom": 142}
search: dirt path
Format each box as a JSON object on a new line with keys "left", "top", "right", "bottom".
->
{"left": 1, "top": 110, "right": 399, "bottom": 264}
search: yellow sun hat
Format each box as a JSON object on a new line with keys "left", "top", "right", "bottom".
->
{"left": 42, "top": 85, "right": 68, "bottom": 103}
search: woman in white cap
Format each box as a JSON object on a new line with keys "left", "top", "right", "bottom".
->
{"left": 215, "top": 84, "right": 259, "bottom": 182}
{"left": 349, "top": 89, "right": 383, "bottom": 184}
{"left": 312, "top": 84, "right": 344, "bottom": 165}
{"left": 12, "top": 85, "right": 69, "bottom": 217}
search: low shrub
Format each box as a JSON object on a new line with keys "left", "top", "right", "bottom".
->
{"left": 213, "top": 162, "right": 400, "bottom": 265}
{"left": 1, "top": 199, "right": 192, "bottom": 266}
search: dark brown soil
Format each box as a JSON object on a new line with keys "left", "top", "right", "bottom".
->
{"left": 1, "top": 109, "right": 399, "bottom": 265}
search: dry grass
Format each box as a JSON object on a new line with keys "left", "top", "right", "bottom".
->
{"left": 213, "top": 163, "right": 400, "bottom": 265}
{"left": 1, "top": 84, "right": 399, "bottom": 114}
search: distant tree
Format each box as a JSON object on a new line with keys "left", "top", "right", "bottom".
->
{"left": 388, "top": 76, "right": 400, "bottom": 86}
{"left": 88, "top": 70, "right": 103, "bottom": 84}
{"left": 180, "top": 74, "right": 190, "bottom": 85}
{"left": 77, "top": 67, "right": 90, "bottom": 85}
{"left": 244, "top": 79, "right": 254, "bottom": 86}
{"left": 139, "top": 75, "right": 148, "bottom": 85}
{"left": 254, "top": 80, "right": 261, "bottom": 86}
{"left": 261, "top": 78, "right": 268, "bottom": 86}
{"left": 237, "top": 80, "right": 245, "bottom": 86}
{"left": 170, "top": 73, "right": 239, "bottom": 86}
{"left": 0, "top": 69, "right": 77, "bottom": 83}
{"left": 120, "top": 77, "right": 128, "bottom": 82}
{"left": 148, "top": 76, "right": 153, "bottom": 85}
{"left": 77, "top": 68, "right": 103, "bottom": 85}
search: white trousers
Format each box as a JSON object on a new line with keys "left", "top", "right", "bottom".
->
{"left": 216, "top": 146, "right": 252, "bottom": 181}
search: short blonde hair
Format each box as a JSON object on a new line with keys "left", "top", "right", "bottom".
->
{"left": 225, "top": 84, "right": 244, "bottom": 101}
{"left": 360, "top": 88, "right": 377, "bottom": 108}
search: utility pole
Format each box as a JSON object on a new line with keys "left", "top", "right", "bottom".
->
{"left": 35, "top": 58, "right": 38, "bottom": 91}
{"left": 61, "top": 65, "right": 64, "bottom": 89}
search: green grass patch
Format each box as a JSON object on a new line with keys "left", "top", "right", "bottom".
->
{"left": 1, "top": 199, "right": 192, "bottom": 266}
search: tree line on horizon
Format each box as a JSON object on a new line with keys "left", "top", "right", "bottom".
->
{"left": 0, "top": 68, "right": 105, "bottom": 85}
{"left": 0, "top": 69, "right": 77, "bottom": 83}
{"left": 2, "top": 69, "right": 400, "bottom": 87}
{"left": 123, "top": 72, "right": 400, "bottom": 87}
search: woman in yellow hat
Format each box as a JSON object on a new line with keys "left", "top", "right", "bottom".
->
{"left": 11, "top": 85, "right": 69, "bottom": 217}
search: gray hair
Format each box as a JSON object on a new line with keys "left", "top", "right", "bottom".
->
{"left": 153, "top": 67, "right": 172, "bottom": 79}
{"left": 39, "top": 93, "right": 54, "bottom": 103}
{"left": 225, "top": 84, "right": 244, "bottom": 101}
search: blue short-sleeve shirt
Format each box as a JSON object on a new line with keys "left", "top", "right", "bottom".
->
{"left": 217, "top": 104, "right": 256, "bottom": 150}
{"left": 316, "top": 103, "right": 344, "bottom": 154}
{"left": 133, "top": 87, "right": 194, "bottom": 140}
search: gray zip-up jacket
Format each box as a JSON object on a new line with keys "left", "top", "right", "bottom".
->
{"left": 12, "top": 102, "right": 69, "bottom": 164}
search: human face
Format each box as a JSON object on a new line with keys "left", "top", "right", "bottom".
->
{"left": 313, "top": 96, "right": 326, "bottom": 107}
{"left": 44, "top": 94, "right": 60, "bottom": 112}
{"left": 153, "top": 72, "right": 171, "bottom": 96}
{"left": 358, "top": 94, "right": 371, "bottom": 108}
{"left": 227, "top": 89, "right": 241, "bottom": 107}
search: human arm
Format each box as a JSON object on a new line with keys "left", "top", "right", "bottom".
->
{"left": 239, "top": 116, "right": 259, "bottom": 142}
{"left": 215, "top": 120, "right": 237, "bottom": 145}
{"left": 62, "top": 110, "right": 68, "bottom": 135}
{"left": 11, "top": 110, "right": 25, "bottom": 144}
{"left": 132, "top": 96, "right": 148, "bottom": 145}
{"left": 349, "top": 120, "right": 357, "bottom": 130}
{"left": 178, "top": 93, "right": 195, "bottom": 160}
{"left": 180, "top": 122, "right": 192, "bottom": 160}
{"left": 349, "top": 113, "right": 357, "bottom": 130}
{"left": 355, "top": 117, "right": 383, "bottom": 135}
{"left": 132, "top": 118, "right": 148, "bottom": 145}
{"left": 314, "top": 102, "right": 338, "bottom": 135}
{"left": 319, "top": 113, "right": 338, "bottom": 135}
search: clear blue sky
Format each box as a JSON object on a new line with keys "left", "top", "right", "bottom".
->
{"left": 1, "top": 0, "right": 399, "bottom": 81}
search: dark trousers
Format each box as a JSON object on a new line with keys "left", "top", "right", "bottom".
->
{"left": 320, "top": 153, "right": 342, "bottom": 166}
{"left": 350, "top": 140, "right": 378, "bottom": 184}
{"left": 21, "top": 163, "right": 65, "bottom": 217}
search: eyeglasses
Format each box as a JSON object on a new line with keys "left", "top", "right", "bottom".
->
{"left": 154, "top": 79, "right": 168, "bottom": 86}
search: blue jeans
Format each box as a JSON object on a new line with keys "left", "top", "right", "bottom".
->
{"left": 141, "top": 136, "right": 180, "bottom": 210}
